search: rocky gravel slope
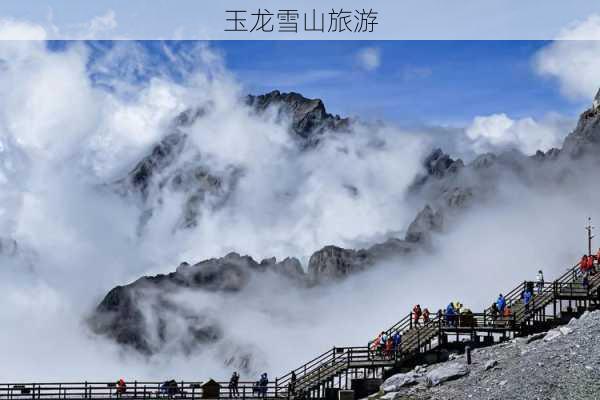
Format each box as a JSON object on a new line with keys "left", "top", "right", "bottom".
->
{"left": 379, "top": 310, "right": 600, "bottom": 400}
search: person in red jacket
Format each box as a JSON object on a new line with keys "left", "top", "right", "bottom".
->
{"left": 116, "top": 379, "right": 126, "bottom": 397}
{"left": 413, "top": 304, "right": 422, "bottom": 327}
{"left": 422, "top": 308, "right": 431, "bottom": 324}
{"left": 579, "top": 255, "right": 589, "bottom": 275}
{"left": 385, "top": 335, "right": 394, "bottom": 359}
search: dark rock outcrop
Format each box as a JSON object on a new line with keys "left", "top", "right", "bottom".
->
{"left": 90, "top": 252, "right": 305, "bottom": 355}
{"left": 405, "top": 205, "right": 443, "bottom": 246}
{"left": 307, "top": 245, "right": 372, "bottom": 281}
{"left": 246, "top": 90, "right": 350, "bottom": 144}
{"left": 562, "top": 89, "right": 600, "bottom": 158}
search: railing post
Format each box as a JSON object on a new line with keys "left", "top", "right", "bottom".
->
{"left": 275, "top": 378, "right": 278, "bottom": 398}
{"left": 134, "top": 381, "right": 137, "bottom": 398}
{"left": 348, "top": 348, "right": 351, "bottom": 369}
{"left": 332, "top": 347, "right": 335, "bottom": 364}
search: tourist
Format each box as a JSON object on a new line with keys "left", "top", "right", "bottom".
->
{"left": 116, "top": 378, "right": 126, "bottom": 397}
{"left": 422, "top": 308, "right": 431, "bottom": 324}
{"left": 392, "top": 331, "right": 401, "bottom": 354}
{"left": 413, "top": 304, "right": 422, "bottom": 327}
{"left": 445, "top": 302, "right": 456, "bottom": 327}
{"left": 229, "top": 372, "right": 240, "bottom": 398}
{"left": 496, "top": 294, "right": 506, "bottom": 314}
{"left": 379, "top": 331, "right": 388, "bottom": 356}
{"left": 523, "top": 289, "right": 532, "bottom": 311}
{"left": 259, "top": 373, "right": 269, "bottom": 398}
{"left": 288, "top": 371, "right": 296, "bottom": 397}
{"left": 536, "top": 270, "right": 544, "bottom": 294}
{"left": 490, "top": 302, "right": 499, "bottom": 321}
{"left": 385, "top": 334, "right": 394, "bottom": 359}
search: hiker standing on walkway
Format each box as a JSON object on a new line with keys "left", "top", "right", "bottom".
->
{"left": 453, "top": 301, "right": 462, "bottom": 315}
{"left": 385, "top": 334, "right": 394, "bottom": 359}
{"left": 523, "top": 289, "right": 532, "bottom": 311}
{"left": 392, "top": 331, "right": 401, "bottom": 354}
{"left": 413, "top": 304, "right": 422, "bottom": 327}
{"left": 490, "top": 302, "right": 499, "bottom": 321}
{"left": 536, "top": 270, "right": 544, "bottom": 294}
{"left": 116, "top": 378, "right": 126, "bottom": 397}
{"left": 422, "top": 308, "right": 430, "bottom": 324}
{"left": 496, "top": 294, "right": 506, "bottom": 314}
{"left": 503, "top": 304, "right": 513, "bottom": 327}
{"left": 259, "top": 373, "right": 269, "bottom": 398}
{"left": 378, "top": 331, "right": 387, "bottom": 357}
{"left": 288, "top": 371, "right": 296, "bottom": 397}
{"left": 229, "top": 372, "right": 240, "bottom": 398}
{"left": 445, "top": 302, "right": 456, "bottom": 327}
{"left": 579, "top": 255, "right": 590, "bottom": 276}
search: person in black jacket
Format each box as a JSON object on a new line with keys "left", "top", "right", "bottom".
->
{"left": 229, "top": 372, "right": 239, "bottom": 398}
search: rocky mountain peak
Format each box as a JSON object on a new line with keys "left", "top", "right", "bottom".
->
{"left": 561, "top": 87, "right": 600, "bottom": 158}
{"left": 246, "top": 90, "right": 350, "bottom": 141}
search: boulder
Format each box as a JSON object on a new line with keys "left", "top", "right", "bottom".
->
{"left": 381, "top": 372, "right": 420, "bottom": 392}
{"left": 544, "top": 329, "right": 562, "bottom": 342}
{"left": 484, "top": 359, "right": 498, "bottom": 370}
{"left": 425, "top": 363, "right": 469, "bottom": 387}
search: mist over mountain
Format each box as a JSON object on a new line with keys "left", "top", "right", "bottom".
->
{"left": 2, "top": 40, "right": 600, "bottom": 382}
{"left": 89, "top": 87, "right": 600, "bottom": 374}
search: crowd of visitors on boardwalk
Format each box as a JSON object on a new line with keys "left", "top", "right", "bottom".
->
{"left": 113, "top": 373, "right": 274, "bottom": 399}
{"left": 112, "top": 251, "right": 600, "bottom": 398}
{"left": 368, "top": 249, "right": 600, "bottom": 360}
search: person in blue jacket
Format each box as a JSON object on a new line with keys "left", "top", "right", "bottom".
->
{"left": 392, "top": 331, "right": 402, "bottom": 353}
{"left": 496, "top": 294, "right": 506, "bottom": 314}
{"left": 445, "top": 302, "right": 456, "bottom": 326}
{"left": 523, "top": 290, "right": 532, "bottom": 312}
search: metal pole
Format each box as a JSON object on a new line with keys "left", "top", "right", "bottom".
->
{"left": 465, "top": 346, "right": 472, "bottom": 365}
{"left": 587, "top": 217, "right": 594, "bottom": 256}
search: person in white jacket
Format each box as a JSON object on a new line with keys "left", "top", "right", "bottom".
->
{"left": 536, "top": 270, "right": 544, "bottom": 294}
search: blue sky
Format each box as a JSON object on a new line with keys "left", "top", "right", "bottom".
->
{"left": 51, "top": 40, "right": 590, "bottom": 128}
{"left": 214, "top": 41, "right": 587, "bottom": 126}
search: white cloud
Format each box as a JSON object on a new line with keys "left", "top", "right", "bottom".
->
{"left": 356, "top": 47, "right": 381, "bottom": 71}
{"left": 74, "top": 9, "right": 118, "bottom": 39}
{"left": 0, "top": 10, "right": 118, "bottom": 41}
{"left": 556, "top": 14, "right": 600, "bottom": 40}
{"left": 535, "top": 14, "right": 600, "bottom": 100}
{"left": 465, "top": 113, "right": 572, "bottom": 155}
{"left": 0, "top": 18, "right": 47, "bottom": 40}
